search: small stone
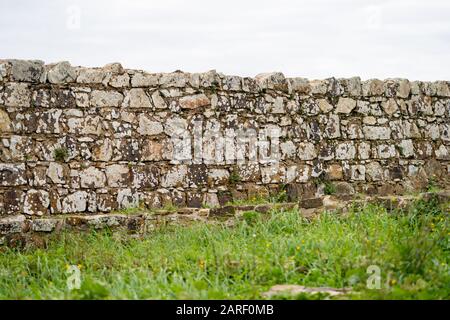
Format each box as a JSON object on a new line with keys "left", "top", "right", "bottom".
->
{"left": 10, "top": 59, "right": 45, "bottom": 82}
{"left": 62, "top": 191, "right": 88, "bottom": 213}
{"left": 131, "top": 72, "right": 160, "bottom": 87}
{"left": 299, "top": 197, "right": 323, "bottom": 209}
{"left": 109, "top": 73, "right": 130, "bottom": 88}
{"left": 77, "top": 68, "right": 105, "bottom": 84}
{"left": 350, "top": 165, "right": 365, "bottom": 181}
{"left": 255, "top": 72, "right": 286, "bottom": 90}
{"left": 106, "top": 164, "right": 131, "bottom": 187}
{"left": 161, "top": 165, "right": 187, "bottom": 188}
{"left": 117, "top": 188, "right": 139, "bottom": 209}
{"left": 362, "top": 79, "right": 384, "bottom": 96}
{"left": 92, "top": 139, "right": 113, "bottom": 161}
{"left": 336, "top": 98, "right": 356, "bottom": 114}
{"left": 382, "top": 98, "right": 399, "bottom": 115}
{"left": 326, "top": 164, "right": 343, "bottom": 180}
{"left": 363, "top": 126, "right": 391, "bottom": 140}
{"left": 0, "top": 215, "right": 25, "bottom": 235}
{"left": 179, "top": 94, "right": 210, "bottom": 109}
{"left": 435, "top": 145, "right": 449, "bottom": 160}
{"left": 377, "top": 144, "right": 397, "bottom": 158}
{"left": 0, "top": 163, "right": 27, "bottom": 186}
{"left": 31, "top": 219, "right": 59, "bottom": 232}
{"left": 137, "top": 114, "right": 164, "bottom": 135}
{"left": 47, "top": 162, "right": 65, "bottom": 184}
{"left": 126, "top": 88, "right": 151, "bottom": 108}
{"left": 399, "top": 139, "right": 414, "bottom": 158}
{"left": 151, "top": 91, "right": 167, "bottom": 109}
{"left": 317, "top": 99, "right": 333, "bottom": 113}
{"left": 325, "top": 114, "right": 340, "bottom": 138}
{"left": 79, "top": 167, "right": 106, "bottom": 188}
{"left": 0, "top": 109, "right": 12, "bottom": 132}
{"left": 4, "top": 83, "right": 30, "bottom": 107}
{"left": 335, "top": 142, "right": 356, "bottom": 160}
{"left": 90, "top": 90, "right": 123, "bottom": 107}
{"left": 366, "top": 162, "right": 383, "bottom": 181}
{"left": 24, "top": 190, "right": 49, "bottom": 215}
{"left": 47, "top": 61, "right": 76, "bottom": 84}
{"left": 297, "top": 142, "right": 317, "bottom": 160}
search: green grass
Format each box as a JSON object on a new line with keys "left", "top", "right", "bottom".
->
{"left": 0, "top": 197, "right": 448, "bottom": 300}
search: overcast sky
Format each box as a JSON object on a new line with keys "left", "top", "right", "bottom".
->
{"left": 1, "top": 0, "right": 449, "bottom": 80}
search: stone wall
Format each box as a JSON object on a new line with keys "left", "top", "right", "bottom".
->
{"left": 0, "top": 59, "right": 449, "bottom": 217}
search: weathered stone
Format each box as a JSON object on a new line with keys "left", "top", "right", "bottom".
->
{"left": 62, "top": 191, "right": 88, "bottom": 213}
{"left": 363, "top": 126, "right": 391, "bottom": 140}
{"left": 80, "top": 167, "right": 106, "bottom": 188}
{"left": 77, "top": 68, "right": 105, "bottom": 84}
{"left": 382, "top": 98, "right": 399, "bottom": 115}
{"left": 117, "top": 188, "right": 139, "bottom": 208}
{"left": 350, "top": 165, "right": 365, "bottom": 181}
{"left": 179, "top": 94, "right": 210, "bottom": 109}
{"left": 362, "top": 79, "right": 384, "bottom": 96}
{"left": 4, "top": 83, "right": 30, "bottom": 107}
{"left": 0, "top": 109, "right": 12, "bottom": 132}
{"left": 376, "top": 144, "right": 397, "bottom": 159}
{"left": 47, "top": 61, "right": 76, "bottom": 84}
{"left": 106, "top": 164, "right": 131, "bottom": 187}
{"left": 161, "top": 165, "right": 187, "bottom": 188}
{"left": 255, "top": 72, "right": 286, "bottom": 91}
{"left": 317, "top": 99, "right": 333, "bottom": 113}
{"left": 109, "top": 73, "right": 130, "bottom": 88}
{"left": 31, "top": 219, "right": 59, "bottom": 232}
{"left": 46, "top": 162, "right": 65, "bottom": 184}
{"left": 24, "top": 190, "right": 50, "bottom": 215}
{"left": 126, "top": 89, "right": 152, "bottom": 108}
{"left": 335, "top": 142, "right": 356, "bottom": 160}
{"left": 0, "top": 163, "right": 27, "bottom": 186}
{"left": 326, "top": 164, "right": 343, "bottom": 180}
{"left": 0, "top": 215, "right": 25, "bottom": 235}
{"left": 92, "top": 139, "right": 113, "bottom": 161}
{"left": 141, "top": 139, "right": 164, "bottom": 161}
{"left": 325, "top": 114, "right": 340, "bottom": 138}
{"left": 366, "top": 161, "right": 383, "bottom": 181}
{"left": 297, "top": 142, "right": 317, "bottom": 160}
{"left": 91, "top": 90, "right": 123, "bottom": 107}
{"left": 10, "top": 60, "right": 45, "bottom": 82}
{"left": 299, "top": 197, "right": 323, "bottom": 209}
{"left": 399, "top": 139, "right": 414, "bottom": 158}
{"left": 131, "top": 72, "right": 159, "bottom": 87}
{"left": 151, "top": 91, "right": 167, "bottom": 109}
{"left": 137, "top": 114, "right": 164, "bottom": 135}
{"left": 132, "top": 165, "right": 159, "bottom": 188}
{"left": 336, "top": 98, "right": 356, "bottom": 114}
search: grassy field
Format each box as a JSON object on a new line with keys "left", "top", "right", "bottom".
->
{"left": 0, "top": 196, "right": 448, "bottom": 300}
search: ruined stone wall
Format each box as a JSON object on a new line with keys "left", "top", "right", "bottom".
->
{"left": 0, "top": 59, "right": 449, "bottom": 217}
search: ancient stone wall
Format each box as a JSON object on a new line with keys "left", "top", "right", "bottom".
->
{"left": 0, "top": 59, "right": 449, "bottom": 217}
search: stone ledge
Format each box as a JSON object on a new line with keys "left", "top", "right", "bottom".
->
{"left": 1, "top": 190, "right": 448, "bottom": 248}
{"left": 1, "top": 59, "right": 449, "bottom": 97}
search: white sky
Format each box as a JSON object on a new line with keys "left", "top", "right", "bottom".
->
{"left": 1, "top": 0, "right": 449, "bottom": 80}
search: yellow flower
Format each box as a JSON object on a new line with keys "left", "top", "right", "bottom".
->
{"left": 296, "top": 246, "right": 301, "bottom": 251}
{"left": 65, "top": 264, "right": 70, "bottom": 270}
{"left": 77, "top": 264, "right": 83, "bottom": 270}
{"left": 390, "top": 279, "right": 397, "bottom": 285}
{"left": 301, "top": 240, "right": 305, "bottom": 244}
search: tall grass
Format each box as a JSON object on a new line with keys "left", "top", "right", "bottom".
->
{"left": 0, "top": 198, "right": 448, "bottom": 300}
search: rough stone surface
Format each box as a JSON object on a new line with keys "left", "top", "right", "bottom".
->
{"left": 0, "top": 59, "right": 448, "bottom": 218}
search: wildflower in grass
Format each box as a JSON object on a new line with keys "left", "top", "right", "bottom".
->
{"left": 296, "top": 245, "right": 301, "bottom": 251}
